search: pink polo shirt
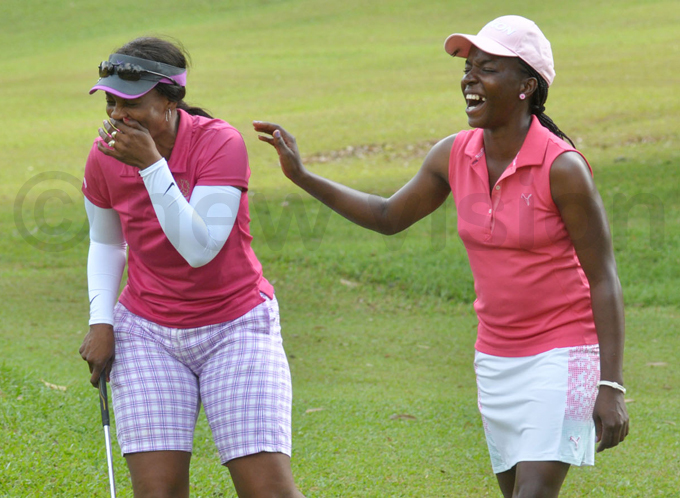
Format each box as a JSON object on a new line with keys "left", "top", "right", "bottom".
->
{"left": 449, "top": 116, "right": 598, "bottom": 357}
{"left": 83, "top": 109, "right": 273, "bottom": 328}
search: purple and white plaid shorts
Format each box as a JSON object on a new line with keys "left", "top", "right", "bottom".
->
{"left": 109, "top": 295, "right": 292, "bottom": 464}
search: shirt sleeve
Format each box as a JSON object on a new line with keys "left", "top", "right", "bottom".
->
{"left": 82, "top": 141, "right": 112, "bottom": 209}
{"left": 194, "top": 126, "right": 250, "bottom": 190}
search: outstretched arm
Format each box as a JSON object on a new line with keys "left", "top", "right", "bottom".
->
{"left": 551, "top": 151, "right": 629, "bottom": 453}
{"left": 253, "top": 121, "right": 453, "bottom": 234}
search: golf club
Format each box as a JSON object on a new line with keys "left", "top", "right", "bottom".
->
{"left": 99, "top": 371, "right": 117, "bottom": 498}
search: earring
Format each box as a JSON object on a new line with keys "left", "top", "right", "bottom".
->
{"left": 519, "top": 93, "right": 527, "bottom": 100}
{"left": 166, "top": 109, "right": 171, "bottom": 122}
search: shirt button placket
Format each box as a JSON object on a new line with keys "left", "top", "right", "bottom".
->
{"left": 493, "top": 183, "right": 502, "bottom": 210}
{"left": 489, "top": 183, "right": 501, "bottom": 236}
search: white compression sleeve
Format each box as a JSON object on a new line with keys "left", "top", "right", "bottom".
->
{"left": 139, "top": 158, "right": 241, "bottom": 268}
{"left": 85, "top": 198, "right": 127, "bottom": 326}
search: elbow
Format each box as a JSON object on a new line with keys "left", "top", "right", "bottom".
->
{"left": 588, "top": 262, "right": 622, "bottom": 291}
{"left": 184, "top": 252, "right": 216, "bottom": 268}
{"left": 186, "top": 257, "right": 211, "bottom": 268}
{"left": 378, "top": 225, "right": 401, "bottom": 236}
{"left": 378, "top": 214, "right": 408, "bottom": 236}
{"left": 588, "top": 270, "right": 624, "bottom": 305}
{"left": 373, "top": 198, "right": 403, "bottom": 235}
{"left": 179, "top": 238, "right": 224, "bottom": 268}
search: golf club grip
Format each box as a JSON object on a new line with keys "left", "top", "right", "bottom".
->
{"left": 98, "top": 371, "right": 110, "bottom": 427}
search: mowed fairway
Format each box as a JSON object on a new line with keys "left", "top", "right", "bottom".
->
{"left": 1, "top": 0, "right": 679, "bottom": 496}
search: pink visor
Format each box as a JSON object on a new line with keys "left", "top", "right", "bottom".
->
{"left": 89, "top": 54, "right": 187, "bottom": 99}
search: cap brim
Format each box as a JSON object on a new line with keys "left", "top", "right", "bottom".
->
{"left": 89, "top": 75, "right": 158, "bottom": 99}
{"left": 444, "top": 33, "right": 517, "bottom": 59}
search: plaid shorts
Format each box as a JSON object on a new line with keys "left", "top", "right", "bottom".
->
{"left": 110, "top": 295, "right": 292, "bottom": 464}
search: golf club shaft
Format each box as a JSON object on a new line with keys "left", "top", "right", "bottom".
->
{"left": 99, "top": 372, "right": 117, "bottom": 498}
{"left": 103, "top": 425, "right": 116, "bottom": 497}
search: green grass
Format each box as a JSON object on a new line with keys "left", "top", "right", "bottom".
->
{"left": 1, "top": 0, "right": 679, "bottom": 496}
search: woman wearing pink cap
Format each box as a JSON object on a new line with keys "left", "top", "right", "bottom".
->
{"left": 79, "top": 37, "right": 305, "bottom": 497}
{"left": 255, "top": 15, "right": 628, "bottom": 498}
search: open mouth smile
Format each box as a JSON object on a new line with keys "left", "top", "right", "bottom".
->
{"left": 465, "top": 93, "right": 486, "bottom": 112}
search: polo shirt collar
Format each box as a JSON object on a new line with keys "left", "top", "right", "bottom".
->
{"left": 464, "top": 115, "right": 550, "bottom": 170}
{"left": 167, "top": 108, "right": 190, "bottom": 174}
{"left": 515, "top": 115, "right": 550, "bottom": 169}
{"left": 464, "top": 125, "right": 485, "bottom": 162}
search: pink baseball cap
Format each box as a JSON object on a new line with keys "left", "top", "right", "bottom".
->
{"left": 444, "top": 15, "right": 555, "bottom": 86}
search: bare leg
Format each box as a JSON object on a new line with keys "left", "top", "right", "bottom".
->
{"left": 226, "top": 452, "right": 304, "bottom": 498}
{"left": 495, "top": 466, "right": 516, "bottom": 498}
{"left": 496, "top": 461, "right": 570, "bottom": 498}
{"left": 125, "top": 450, "right": 191, "bottom": 498}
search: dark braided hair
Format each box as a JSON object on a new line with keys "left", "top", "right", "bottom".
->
{"left": 114, "top": 37, "right": 213, "bottom": 119}
{"left": 517, "top": 59, "right": 574, "bottom": 147}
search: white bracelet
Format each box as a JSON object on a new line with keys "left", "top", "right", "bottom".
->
{"left": 597, "top": 380, "right": 626, "bottom": 394}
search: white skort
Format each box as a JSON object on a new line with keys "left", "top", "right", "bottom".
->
{"left": 474, "top": 345, "right": 599, "bottom": 473}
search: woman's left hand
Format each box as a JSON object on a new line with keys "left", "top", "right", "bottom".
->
{"left": 593, "top": 387, "right": 629, "bottom": 452}
{"left": 97, "top": 118, "right": 162, "bottom": 169}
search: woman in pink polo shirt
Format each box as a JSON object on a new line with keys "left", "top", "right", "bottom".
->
{"left": 79, "top": 37, "right": 305, "bottom": 498}
{"left": 255, "top": 15, "right": 628, "bottom": 498}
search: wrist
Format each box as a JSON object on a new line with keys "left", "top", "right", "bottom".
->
{"left": 285, "top": 162, "right": 306, "bottom": 183}
{"left": 138, "top": 152, "right": 164, "bottom": 170}
{"left": 597, "top": 380, "right": 626, "bottom": 394}
{"left": 138, "top": 157, "right": 167, "bottom": 177}
{"left": 293, "top": 167, "right": 317, "bottom": 190}
{"left": 89, "top": 323, "right": 114, "bottom": 332}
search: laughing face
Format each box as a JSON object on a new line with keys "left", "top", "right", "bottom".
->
{"left": 104, "top": 90, "right": 172, "bottom": 141}
{"left": 461, "top": 46, "right": 532, "bottom": 130}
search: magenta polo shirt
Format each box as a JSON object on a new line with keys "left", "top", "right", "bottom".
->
{"left": 83, "top": 109, "right": 273, "bottom": 328}
{"left": 449, "top": 116, "right": 598, "bottom": 357}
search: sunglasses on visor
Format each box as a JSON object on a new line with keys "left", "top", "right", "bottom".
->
{"left": 98, "top": 61, "right": 182, "bottom": 86}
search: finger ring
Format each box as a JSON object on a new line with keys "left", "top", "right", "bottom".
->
{"left": 111, "top": 131, "right": 117, "bottom": 139}
{"left": 108, "top": 140, "right": 115, "bottom": 148}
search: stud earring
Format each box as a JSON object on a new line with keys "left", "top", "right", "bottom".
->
{"left": 519, "top": 93, "right": 526, "bottom": 100}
